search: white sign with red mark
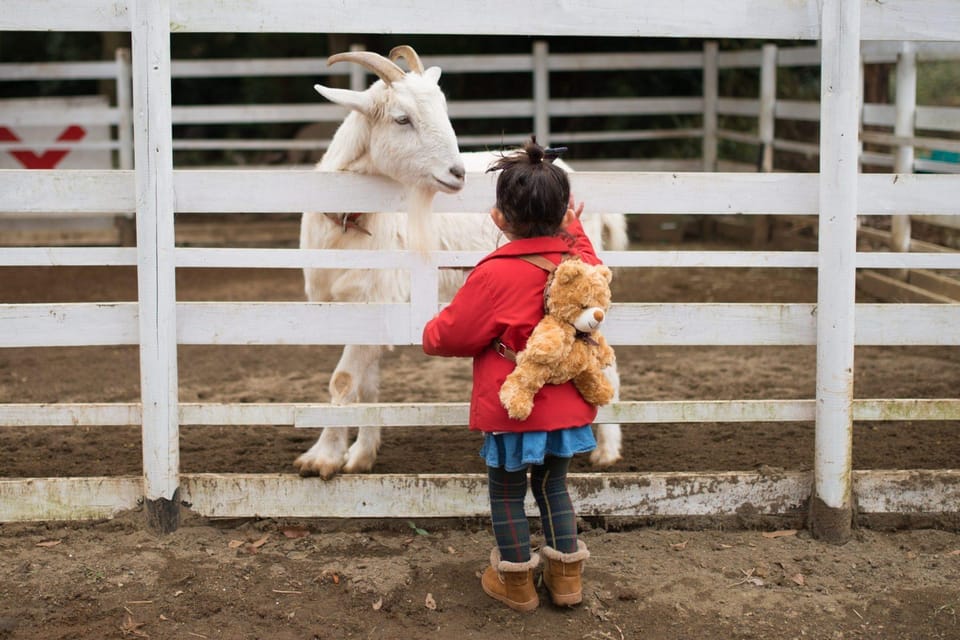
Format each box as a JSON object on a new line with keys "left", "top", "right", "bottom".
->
{"left": 0, "top": 96, "right": 118, "bottom": 236}
{"left": 0, "top": 96, "right": 110, "bottom": 170}
{"left": 0, "top": 124, "right": 87, "bottom": 169}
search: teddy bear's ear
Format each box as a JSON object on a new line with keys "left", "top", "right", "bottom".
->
{"left": 554, "top": 263, "right": 581, "bottom": 286}
{"left": 597, "top": 265, "right": 613, "bottom": 283}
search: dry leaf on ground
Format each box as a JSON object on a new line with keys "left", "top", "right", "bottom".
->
{"left": 120, "top": 612, "right": 148, "bottom": 637}
{"left": 762, "top": 530, "right": 798, "bottom": 539}
{"left": 35, "top": 540, "right": 62, "bottom": 547}
{"left": 731, "top": 568, "right": 764, "bottom": 587}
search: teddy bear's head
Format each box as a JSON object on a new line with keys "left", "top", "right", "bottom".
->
{"left": 545, "top": 257, "right": 613, "bottom": 333}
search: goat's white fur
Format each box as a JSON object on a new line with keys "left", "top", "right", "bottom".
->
{"left": 295, "top": 47, "right": 626, "bottom": 479}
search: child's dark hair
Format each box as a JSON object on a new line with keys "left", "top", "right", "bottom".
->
{"left": 487, "top": 137, "right": 570, "bottom": 238}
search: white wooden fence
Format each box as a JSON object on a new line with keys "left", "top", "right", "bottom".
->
{"left": 1, "top": 0, "right": 960, "bottom": 540}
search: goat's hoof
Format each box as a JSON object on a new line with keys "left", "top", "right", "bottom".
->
{"left": 293, "top": 455, "right": 342, "bottom": 480}
{"left": 342, "top": 457, "right": 375, "bottom": 474}
{"left": 589, "top": 448, "right": 621, "bottom": 468}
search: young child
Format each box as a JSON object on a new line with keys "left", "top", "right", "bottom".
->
{"left": 422, "top": 139, "right": 603, "bottom": 612}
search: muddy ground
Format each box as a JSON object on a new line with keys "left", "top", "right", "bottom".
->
{"left": 1, "top": 234, "right": 959, "bottom": 639}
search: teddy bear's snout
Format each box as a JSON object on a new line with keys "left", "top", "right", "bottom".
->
{"left": 574, "top": 307, "right": 605, "bottom": 333}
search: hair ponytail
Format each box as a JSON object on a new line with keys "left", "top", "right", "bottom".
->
{"left": 487, "top": 137, "right": 571, "bottom": 239}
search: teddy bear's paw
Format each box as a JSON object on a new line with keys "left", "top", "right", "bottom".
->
{"left": 576, "top": 376, "right": 615, "bottom": 407}
{"left": 499, "top": 384, "right": 534, "bottom": 421}
{"left": 590, "top": 386, "right": 615, "bottom": 407}
{"left": 580, "top": 379, "right": 614, "bottom": 405}
{"left": 501, "top": 394, "right": 534, "bottom": 421}
{"left": 507, "top": 405, "right": 533, "bottom": 421}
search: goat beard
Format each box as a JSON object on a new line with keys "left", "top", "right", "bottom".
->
{"left": 405, "top": 187, "right": 439, "bottom": 256}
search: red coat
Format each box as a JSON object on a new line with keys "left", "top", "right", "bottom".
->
{"left": 422, "top": 219, "right": 602, "bottom": 433}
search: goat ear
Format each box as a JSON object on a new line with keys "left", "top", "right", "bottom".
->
{"left": 424, "top": 66, "right": 442, "bottom": 84}
{"left": 314, "top": 84, "right": 375, "bottom": 115}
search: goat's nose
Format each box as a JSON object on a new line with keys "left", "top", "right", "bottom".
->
{"left": 449, "top": 163, "right": 465, "bottom": 180}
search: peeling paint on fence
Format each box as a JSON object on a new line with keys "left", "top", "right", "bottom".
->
{"left": 180, "top": 472, "right": 813, "bottom": 519}
{"left": 2, "top": 470, "right": 958, "bottom": 523}
{"left": 0, "top": 477, "right": 141, "bottom": 521}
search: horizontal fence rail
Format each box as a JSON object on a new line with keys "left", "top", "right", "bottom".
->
{"left": 3, "top": 470, "right": 960, "bottom": 522}
{"left": 2, "top": 301, "right": 959, "bottom": 348}
{"left": 2, "top": 399, "right": 960, "bottom": 429}
{"left": 4, "top": 0, "right": 960, "bottom": 41}
{"left": 4, "top": 246, "right": 959, "bottom": 271}
{"left": 2, "top": 170, "right": 960, "bottom": 215}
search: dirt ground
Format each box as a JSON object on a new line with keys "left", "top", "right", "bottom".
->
{"left": 1, "top": 234, "right": 959, "bottom": 639}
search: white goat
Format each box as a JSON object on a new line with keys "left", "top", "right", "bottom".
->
{"left": 295, "top": 46, "right": 627, "bottom": 479}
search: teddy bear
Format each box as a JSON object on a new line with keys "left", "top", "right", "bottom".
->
{"left": 499, "top": 256, "right": 616, "bottom": 421}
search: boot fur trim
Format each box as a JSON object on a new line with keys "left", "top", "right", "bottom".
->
{"left": 540, "top": 540, "right": 590, "bottom": 564}
{"left": 490, "top": 547, "right": 541, "bottom": 572}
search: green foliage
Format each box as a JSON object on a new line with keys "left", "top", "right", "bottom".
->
{"left": 916, "top": 61, "right": 960, "bottom": 107}
{"left": 0, "top": 31, "right": 108, "bottom": 98}
{"left": 407, "top": 521, "right": 429, "bottom": 536}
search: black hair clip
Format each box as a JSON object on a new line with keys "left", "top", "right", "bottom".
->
{"left": 544, "top": 145, "right": 567, "bottom": 163}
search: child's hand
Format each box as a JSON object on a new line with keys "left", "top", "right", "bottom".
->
{"left": 563, "top": 193, "right": 585, "bottom": 228}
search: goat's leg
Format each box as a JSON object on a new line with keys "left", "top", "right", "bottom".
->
{"left": 343, "top": 350, "right": 382, "bottom": 473}
{"left": 590, "top": 363, "right": 622, "bottom": 467}
{"left": 294, "top": 345, "right": 384, "bottom": 479}
{"left": 295, "top": 426, "right": 351, "bottom": 480}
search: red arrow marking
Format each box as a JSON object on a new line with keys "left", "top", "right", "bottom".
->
{"left": 0, "top": 125, "right": 86, "bottom": 169}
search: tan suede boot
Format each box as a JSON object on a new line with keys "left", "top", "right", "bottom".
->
{"left": 480, "top": 547, "right": 540, "bottom": 612}
{"left": 540, "top": 540, "right": 590, "bottom": 606}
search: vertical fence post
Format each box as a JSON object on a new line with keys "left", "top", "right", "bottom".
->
{"left": 811, "top": 0, "right": 860, "bottom": 544}
{"left": 409, "top": 254, "right": 440, "bottom": 344}
{"left": 753, "top": 43, "right": 778, "bottom": 245}
{"left": 349, "top": 43, "right": 367, "bottom": 92}
{"left": 533, "top": 41, "right": 549, "bottom": 147}
{"left": 115, "top": 47, "right": 136, "bottom": 245}
{"left": 408, "top": 189, "right": 440, "bottom": 344}
{"left": 702, "top": 41, "right": 719, "bottom": 172}
{"left": 131, "top": 0, "right": 180, "bottom": 534}
{"left": 758, "top": 43, "right": 777, "bottom": 173}
{"left": 891, "top": 41, "right": 917, "bottom": 260}
{"left": 116, "top": 48, "right": 133, "bottom": 171}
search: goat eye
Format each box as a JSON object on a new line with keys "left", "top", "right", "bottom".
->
{"left": 394, "top": 114, "right": 411, "bottom": 126}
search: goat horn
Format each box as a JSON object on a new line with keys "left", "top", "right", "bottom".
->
{"left": 327, "top": 50, "right": 406, "bottom": 85}
{"left": 388, "top": 45, "right": 424, "bottom": 74}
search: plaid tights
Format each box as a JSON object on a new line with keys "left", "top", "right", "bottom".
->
{"left": 487, "top": 455, "right": 579, "bottom": 563}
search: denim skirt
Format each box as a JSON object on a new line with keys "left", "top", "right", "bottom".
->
{"left": 480, "top": 424, "right": 597, "bottom": 472}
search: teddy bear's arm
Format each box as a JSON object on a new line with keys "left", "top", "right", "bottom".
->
{"left": 573, "top": 367, "right": 615, "bottom": 407}
{"left": 594, "top": 332, "right": 616, "bottom": 370}
{"left": 519, "top": 316, "right": 574, "bottom": 365}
